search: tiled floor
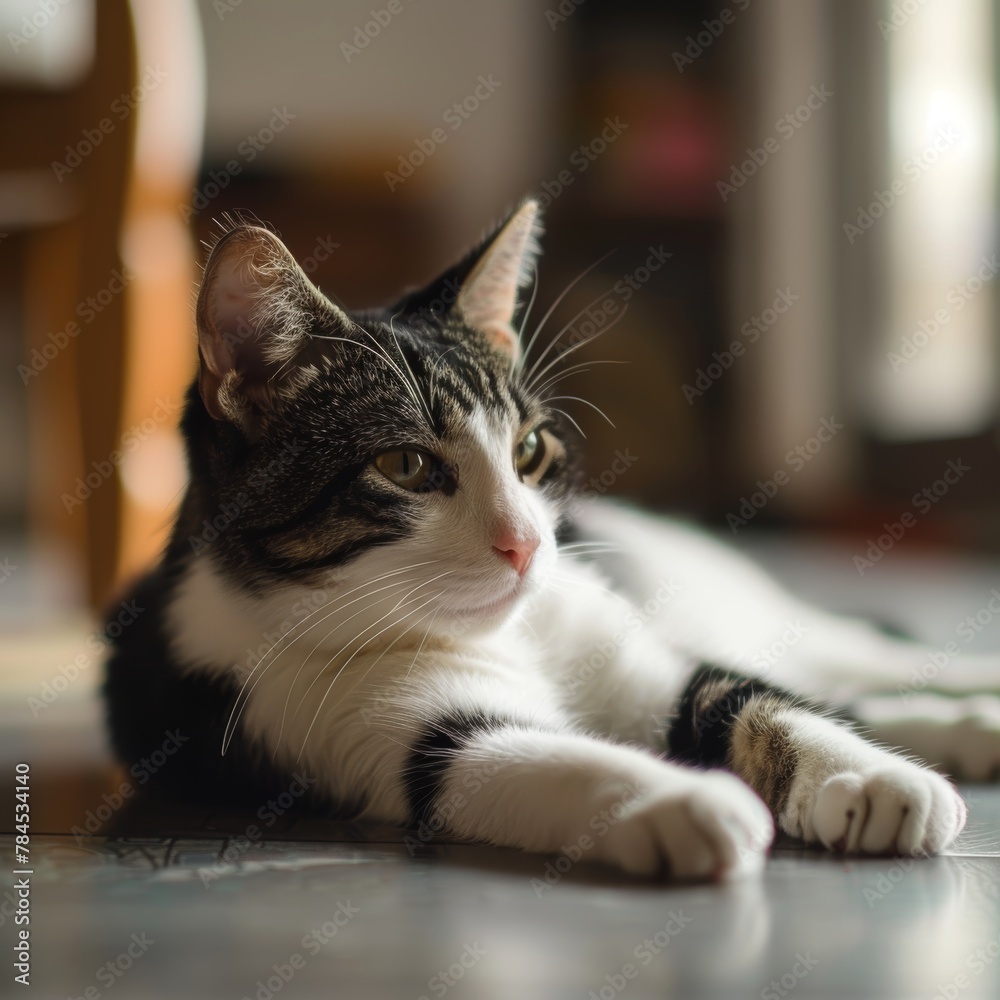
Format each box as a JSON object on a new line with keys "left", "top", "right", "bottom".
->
{"left": 5, "top": 534, "right": 1000, "bottom": 998}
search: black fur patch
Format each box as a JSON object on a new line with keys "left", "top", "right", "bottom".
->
{"left": 666, "top": 664, "right": 810, "bottom": 769}
{"left": 103, "top": 566, "right": 357, "bottom": 818}
{"left": 403, "top": 711, "right": 510, "bottom": 830}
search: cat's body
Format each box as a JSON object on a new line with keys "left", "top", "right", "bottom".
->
{"left": 106, "top": 200, "right": 999, "bottom": 877}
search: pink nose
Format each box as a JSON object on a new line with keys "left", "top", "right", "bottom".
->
{"left": 492, "top": 531, "right": 539, "bottom": 577}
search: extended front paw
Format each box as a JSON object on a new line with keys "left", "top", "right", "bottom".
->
{"left": 792, "top": 765, "right": 966, "bottom": 856}
{"left": 598, "top": 772, "right": 775, "bottom": 880}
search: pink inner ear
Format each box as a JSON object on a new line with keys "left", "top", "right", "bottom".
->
{"left": 206, "top": 256, "right": 259, "bottom": 367}
{"left": 460, "top": 282, "right": 523, "bottom": 362}
{"left": 456, "top": 201, "right": 540, "bottom": 361}
{"left": 200, "top": 232, "right": 285, "bottom": 380}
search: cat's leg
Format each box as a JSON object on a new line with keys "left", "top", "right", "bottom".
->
{"left": 401, "top": 707, "right": 774, "bottom": 878}
{"left": 668, "top": 665, "right": 967, "bottom": 855}
{"left": 249, "top": 649, "right": 774, "bottom": 880}
{"left": 850, "top": 691, "right": 1000, "bottom": 781}
{"left": 556, "top": 620, "right": 968, "bottom": 854}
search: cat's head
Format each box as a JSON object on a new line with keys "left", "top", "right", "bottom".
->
{"left": 181, "top": 199, "right": 581, "bottom": 635}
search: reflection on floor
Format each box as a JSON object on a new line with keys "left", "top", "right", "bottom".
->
{"left": 12, "top": 791, "right": 1000, "bottom": 1000}
{"left": 4, "top": 533, "right": 1000, "bottom": 997}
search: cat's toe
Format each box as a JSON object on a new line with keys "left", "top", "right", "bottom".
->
{"left": 811, "top": 766, "right": 965, "bottom": 856}
{"left": 947, "top": 699, "right": 1000, "bottom": 781}
{"left": 919, "top": 772, "right": 967, "bottom": 854}
{"left": 811, "top": 773, "right": 869, "bottom": 851}
{"left": 857, "top": 768, "right": 933, "bottom": 854}
{"left": 602, "top": 772, "right": 774, "bottom": 880}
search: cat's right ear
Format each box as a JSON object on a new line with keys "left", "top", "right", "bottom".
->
{"left": 195, "top": 224, "right": 348, "bottom": 433}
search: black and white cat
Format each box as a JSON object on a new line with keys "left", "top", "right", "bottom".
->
{"left": 105, "top": 199, "right": 1000, "bottom": 879}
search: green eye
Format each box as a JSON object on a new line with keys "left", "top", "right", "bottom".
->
{"left": 374, "top": 449, "right": 433, "bottom": 491}
{"left": 515, "top": 429, "right": 544, "bottom": 475}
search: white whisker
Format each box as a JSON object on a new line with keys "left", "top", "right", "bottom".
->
{"left": 519, "top": 249, "right": 618, "bottom": 372}
{"left": 295, "top": 590, "right": 444, "bottom": 762}
{"left": 224, "top": 560, "right": 441, "bottom": 754}
{"left": 546, "top": 406, "right": 587, "bottom": 439}
{"left": 531, "top": 359, "right": 628, "bottom": 399}
{"left": 226, "top": 574, "right": 420, "bottom": 755}
{"left": 545, "top": 394, "right": 616, "bottom": 428}
{"left": 526, "top": 305, "right": 630, "bottom": 394}
{"left": 288, "top": 571, "right": 456, "bottom": 727}
{"left": 390, "top": 312, "right": 434, "bottom": 427}
{"left": 523, "top": 287, "right": 620, "bottom": 386}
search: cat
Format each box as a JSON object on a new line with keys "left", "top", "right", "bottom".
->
{"left": 104, "top": 198, "right": 1000, "bottom": 879}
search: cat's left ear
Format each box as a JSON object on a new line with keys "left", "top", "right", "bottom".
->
{"left": 396, "top": 199, "right": 542, "bottom": 363}
{"left": 453, "top": 199, "right": 542, "bottom": 362}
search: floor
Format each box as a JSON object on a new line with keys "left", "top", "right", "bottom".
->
{"left": 5, "top": 534, "right": 1000, "bottom": 998}
{"left": 10, "top": 791, "right": 1000, "bottom": 1000}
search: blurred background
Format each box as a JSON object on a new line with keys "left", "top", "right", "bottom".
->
{"left": 3, "top": 0, "right": 1000, "bottom": 827}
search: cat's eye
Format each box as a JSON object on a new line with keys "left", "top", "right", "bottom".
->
{"left": 374, "top": 449, "right": 434, "bottom": 491}
{"left": 515, "top": 429, "right": 544, "bottom": 476}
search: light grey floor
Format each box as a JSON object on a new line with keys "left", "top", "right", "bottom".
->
{"left": 14, "top": 799, "right": 1000, "bottom": 1000}
{"left": 7, "top": 533, "right": 1000, "bottom": 999}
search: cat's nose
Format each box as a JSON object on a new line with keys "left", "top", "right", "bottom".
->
{"left": 492, "top": 531, "right": 539, "bottom": 577}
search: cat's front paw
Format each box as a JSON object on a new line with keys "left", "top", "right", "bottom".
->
{"left": 599, "top": 772, "right": 774, "bottom": 880}
{"left": 790, "top": 765, "right": 966, "bottom": 856}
